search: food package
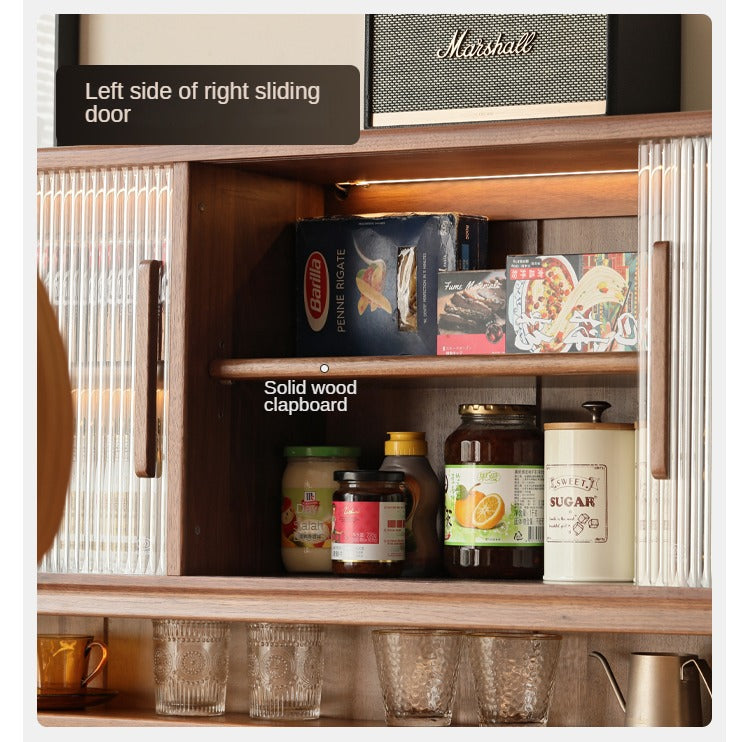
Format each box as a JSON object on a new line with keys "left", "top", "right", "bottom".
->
{"left": 506, "top": 253, "right": 639, "bottom": 353}
{"left": 437, "top": 269, "right": 506, "bottom": 355}
{"left": 295, "top": 213, "right": 488, "bottom": 356}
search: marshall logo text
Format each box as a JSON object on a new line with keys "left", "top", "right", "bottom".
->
{"left": 436, "top": 29, "right": 537, "bottom": 60}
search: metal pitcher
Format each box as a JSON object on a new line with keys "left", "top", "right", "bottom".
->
{"left": 589, "top": 651, "right": 712, "bottom": 726}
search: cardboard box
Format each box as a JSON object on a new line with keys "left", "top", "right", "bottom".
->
{"left": 437, "top": 269, "right": 506, "bottom": 355}
{"left": 295, "top": 213, "right": 488, "bottom": 356}
{"left": 506, "top": 253, "right": 639, "bottom": 353}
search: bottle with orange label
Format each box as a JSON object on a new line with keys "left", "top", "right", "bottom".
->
{"left": 379, "top": 431, "right": 442, "bottom": 577}
{"left": 443, "top": 404, "right": 544, "bottom": 579}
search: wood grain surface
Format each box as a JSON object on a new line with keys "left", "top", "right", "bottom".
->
{"left": 133, "top": 260, "right": 161, "bottom": 478}
{"left": 36, "top": 111, "right": 711, "bottom": 179}
{"left": 649, "top": 241, "right": 671, "bottom": 479}
{"left": 37, "top": 574, "right": 710, "bottom": 636}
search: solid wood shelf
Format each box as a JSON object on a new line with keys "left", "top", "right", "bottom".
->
{"left": 209, "top": 352, "right": 640, "bottom": 381}
{"left": 38, "top": 709, "right": 376, "bottom": 727}
{"left": 37, "top": 574, "right": 710, "bottom": 636}
{"left": 37, "top": 111, "right": 711, "bottom": 183}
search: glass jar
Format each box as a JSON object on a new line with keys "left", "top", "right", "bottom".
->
{"left": 331, "top": 470, "right": 406, "bottom": 577}
{"left": 281, "top": 446, "right": 360, "bottom": 574}
{"left": 443, "top": 404, "right": 544, "bottom": 579}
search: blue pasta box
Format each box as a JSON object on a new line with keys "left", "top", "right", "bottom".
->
{"left": 505, "top": 252, "right": 639, "bottom": 353}
{"left": 296, "top": 213, "right": 488, "bottom": 356}
{"left": 437, "top": 269, "right": 506, "bottom": 355}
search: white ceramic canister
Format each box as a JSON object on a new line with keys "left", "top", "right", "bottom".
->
{"left": 543, "top": 401, "right": 636, "bottom": 582}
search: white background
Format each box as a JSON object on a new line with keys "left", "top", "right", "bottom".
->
{"left": 12, "top": 1, "right": 734, "bottom": 740}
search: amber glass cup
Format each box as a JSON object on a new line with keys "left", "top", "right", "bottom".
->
{"left": 37, "top": 635, "right": 108, "bottom": 694}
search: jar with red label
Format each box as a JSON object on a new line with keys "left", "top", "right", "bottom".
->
{"left": 331, "top": 470, "right": 406, "bottom": 577}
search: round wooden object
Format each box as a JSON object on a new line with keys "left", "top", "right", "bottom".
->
{"left": 37, "top": 277, "right": 74, "bottom": 563}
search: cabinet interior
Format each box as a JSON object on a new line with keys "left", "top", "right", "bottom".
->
{"left": 178, "top": 161, "right": 639, "bottom": 577}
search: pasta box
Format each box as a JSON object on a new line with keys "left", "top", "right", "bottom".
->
{"left": 505, "top": 252, "right": 639, "bottom": 353}
{"left": 437, "top": 269, "right": 506, "bottom": 355}
{"left": 295, "top": 213, "right": 488, "bottom": 357}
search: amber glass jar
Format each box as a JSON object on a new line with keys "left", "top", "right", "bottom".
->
{"left": 443, "top": 404, "right": 543, "bottom": 579}
{"left": 331, "top": 470, "right": 406, "bottom": 577}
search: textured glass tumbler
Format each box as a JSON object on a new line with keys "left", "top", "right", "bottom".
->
{"left": 466, "top": 631, "right": 562, "bottom": 726}
{"left": 152, "top": 619, "right": 230, "bottom": 716}
{"left": 246, "top": 623, "right": 324, "bottom": 720}
{"left": 371, "top": 629, "right": 463, "bottom": 726}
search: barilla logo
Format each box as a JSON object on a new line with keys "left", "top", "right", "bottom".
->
{"left": 304, "top": 251, "right": 329, "bottom": 331}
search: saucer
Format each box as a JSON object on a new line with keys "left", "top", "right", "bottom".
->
{"left": 37, "top": 688, "right": 118, "bottom": 711}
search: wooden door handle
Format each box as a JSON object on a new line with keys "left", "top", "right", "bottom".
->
{"left": 134, "top": 260, "right": 162, "bottom": 478}
{"left": 649, "top": 241, "right": 670, "bottom": 479}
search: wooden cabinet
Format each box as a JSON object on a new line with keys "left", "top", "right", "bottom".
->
{"left": 37, "top": 110, "right": 713, "bottom": 727}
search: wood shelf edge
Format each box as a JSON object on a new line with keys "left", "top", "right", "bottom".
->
{"left": 37, "top": 111, "right": 711, "bottom": 170}
{"left": 37, "top": 575, "right": 711, "bottom": 636}
{"left": 209, "top": 352, "right": 640, "bottom": 381}
{"left": 37, "top": 710, "right": 376, "bottom": 727}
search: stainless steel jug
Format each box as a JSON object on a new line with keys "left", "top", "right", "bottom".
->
{"left": 590, "top": 651, "right": 712, "bottom": 726}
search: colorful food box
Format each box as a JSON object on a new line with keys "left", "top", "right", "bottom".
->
{"left": 506, "top": 253, "right": 639, "bottom": 353}
{"left": 437, "top": 269, "right": 506, "bottom": 355}
{"left": 295, "top": 213, "right": 488, "bottom": 356}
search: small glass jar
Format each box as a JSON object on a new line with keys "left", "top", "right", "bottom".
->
{"left": 331, "top": 470, "right": 406, "bottom": 577}
{"left": 443, "top": 404, "right": 544, "bottom": 579}
{"left": 281, "top": 446, "right": 360, "bottom": 574}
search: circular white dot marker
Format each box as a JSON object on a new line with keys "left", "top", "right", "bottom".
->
{"left": 320, "top": 363, "right": 329, "bottom": 373}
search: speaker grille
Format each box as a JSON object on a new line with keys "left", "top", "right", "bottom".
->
{"left": 370, "top": 14, "right": 608, "bottom": 114}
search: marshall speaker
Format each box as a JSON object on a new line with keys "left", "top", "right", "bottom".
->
{"left": 365, "top": 14, "right": 681, "bottom": 127}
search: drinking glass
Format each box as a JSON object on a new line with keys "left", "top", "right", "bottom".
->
{"left": 465, "top": 631, "right": 562, "bottom": 726}
{"left": 371, "top": 628, "right": 463, "bottom": 726}
{"left": 246, "top": 622, "right": 324, "bottom": 720}
{"left": 152, "top": 619, "right": 230, "bottom": 716}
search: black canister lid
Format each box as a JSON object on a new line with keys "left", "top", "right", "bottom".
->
{"left": 333, "top": 469, "right": 405, "bottom": 482}
{"left": 543, "top": 401, "right": 634, "bottom": 431}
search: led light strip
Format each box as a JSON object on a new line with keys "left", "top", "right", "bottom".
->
{"left": 336, "top": 168, "right": 637, "bottom": 188}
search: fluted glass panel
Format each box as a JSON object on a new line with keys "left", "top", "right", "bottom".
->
{"left": 37, "top": 166, "right": 172, "bottom": 575}
{"left": 637, "top": 138, "right": 711, "bottom": 587}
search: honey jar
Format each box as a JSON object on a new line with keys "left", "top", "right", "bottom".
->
{"left": 443, "top": 404, "right": 544, "bottom": 579}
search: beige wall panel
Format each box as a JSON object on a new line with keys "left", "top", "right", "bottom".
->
{"left": 80, "top": 14, "right": 365, "bottom": 67}
{"left": 682, "top": 14, "right": 713, "bottom": 111}
{"left": 79, "top": 14, "right": 366, "bottom": 127}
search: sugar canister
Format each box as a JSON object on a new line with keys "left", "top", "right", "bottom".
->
{"left": 543, "top": 401, "right": 635, "bottom": 582}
